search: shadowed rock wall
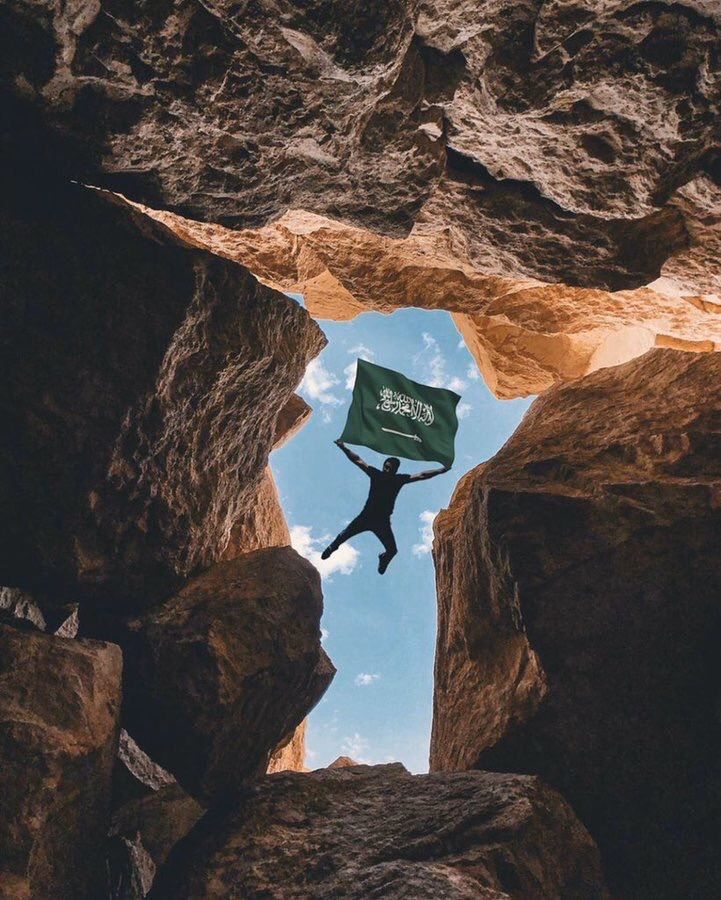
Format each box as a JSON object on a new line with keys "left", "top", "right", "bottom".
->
{"left": 431, "top": 348, "right": 721, "bottom": 897}
{"left": 0, "top": 176, "right": 324, "bottom": 612}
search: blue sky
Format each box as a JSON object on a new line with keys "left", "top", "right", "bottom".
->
{"left": 271, "top": 304, "right": 531, "bottom": 772}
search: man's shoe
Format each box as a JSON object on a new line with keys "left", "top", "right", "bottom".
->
{"left": 378, "top": 552, "right": 391, "bottom": 575}
{"left": 321, "top": 545, "right": 335, "bottom": 560}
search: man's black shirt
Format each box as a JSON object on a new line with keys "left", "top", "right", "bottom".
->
{"left": 361, "top": 468, "right": 411, "bottom": 519}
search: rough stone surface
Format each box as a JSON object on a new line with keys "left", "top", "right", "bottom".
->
{"left": 267, "top": 720, "right": 307, "bottom": 774}
{"left": 5, "top": 2, "right": 720, "bottom": 396}
{"left": 0, "top": 624, "right": 122, "bottom": 899}
{"left": 150, "top": 763, "right": 606, "bottom": 899}
{"left": 112, "top": 730, "right": 176, "bottom": 808}
{"left": 326, "top": 756, "right": 359, "bottom": 769}
{"left": 145, "top": 204, "right": 721, "bottom": 396}
{"left": 4, "top": 0, "right": 720, "bottom": 294}
{"left": 222, "top": 468, "right": 291, "bottom": 560}
{"left": 431, "top": 348, "right": 721, "bottom": 898}
{"left": 0, "top": 176, "right": 324, "bottom": 611}
{"left": 109, "top": 784, "right": 204, "bottom": 899}
{"left": 120, "top": 547, "right": 335, "bottom": 805}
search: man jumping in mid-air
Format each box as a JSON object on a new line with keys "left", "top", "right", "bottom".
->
{"left": 322, "top": 439, "right": 451, "bottom": 575}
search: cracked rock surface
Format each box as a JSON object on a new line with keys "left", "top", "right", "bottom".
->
{"left": 150, "top": 763, "right": 606, "bottom": 899}
{"left": 431, "top": 348, "right": 721, "bottom": 898}
{"left": 0, "top": 175, "right": 324, "bottom": 612}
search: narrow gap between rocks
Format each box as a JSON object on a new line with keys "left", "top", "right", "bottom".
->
{"left": 271, "top": 303, "right": 532, "bottom": 771}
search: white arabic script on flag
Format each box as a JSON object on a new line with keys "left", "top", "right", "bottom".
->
{"left": 376, "top": 387, "right": 435, "bottom": 426}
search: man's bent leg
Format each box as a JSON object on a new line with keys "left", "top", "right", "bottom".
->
{"left": 321, "top": 515, "right": 368, "bottom": 559}
{"left": 374, "top": 520, "right": 398, "bottom": 574}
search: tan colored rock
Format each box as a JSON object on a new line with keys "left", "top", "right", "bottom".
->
{"left": 120, "top": 548, "right": 335, "bottom": 805}
{"left": 267, "top": 720, "right": 308, "bottom": 774}
{"left": 431, "top": 349, "right": 721, "bottom": 897}
{"left": 0, "top": 624, "right": 122, "bottom": 899}
{"left": 142, "top": 205, "right": 721, "bottom": 397}
{"left": 326, "top": 756, "right": 359, "bottom": 769}
{"left": 7, "top": 3, "right": 719, "bottom": 398}
{"left": 5, "top": 0, "right": 719, "bottom": 296}
{"left": 0, "top": 177, "right": 324, "bottom": 612}
{"left": 150, "top": 764, "right": 606, "bottom": 899}
{"left": 222, "top": 468, "right": 291, "bottom": 560}
{"left": 273, "top": 394, "right": 312, "bottom": 450}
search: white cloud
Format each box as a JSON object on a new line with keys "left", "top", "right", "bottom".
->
{"left": 467, "top": 363, "right": 480, "bottom": 380}
{"left": 447, "top": 376, "right": 468, "bottom": 393}
{"left": 416, "top": 333, "right": 468, "bottom": 396}
{"left": 457, "top": 402, "right": 472, "bottom": 419}
{"left": 299, "top": 358, "right": 342, "bottom": 407}
{"left": 348, "top": 343, "right": 374, "bottom": 357}
{"left": 344, "top": 345, "right": 375, "bottom": 390}
{"left": 290, "top": 524, "right": 359, "bottom": 580}
{"left": 321, "top": 627, "right": 330, "bottom": 644}
{"left": 412, "top": 510, "right": 438, "bottom": 556}
{"left": 341, "top": 732, "right": 371, "bottom": 763}
{"left": 457, "top": 338, "right": 465, "bottom": 350}
{"left": 354, "top": 672, "right": 380, "bottom": 686}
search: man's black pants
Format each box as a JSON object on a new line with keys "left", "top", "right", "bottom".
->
{"left": 329, "top": 513, "right": 397, "bottom": 560}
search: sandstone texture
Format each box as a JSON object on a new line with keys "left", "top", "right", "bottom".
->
{"left": 222, "top": 467, "right": 291, "bottom": 559}
{"left": 431, "top": 348, "right": 721, "bottom": 898}
{"left": 120, "top": 547, "right": 334, "bottom": 804}
{"left": 267, "top": 720, "right": 308, "bottom": 774}
{"left": 0, "top": 624, "right": 122, "bottom": 899}
{"left": 0, "top": 176, "right": 324, "bottom": 611}
{"left": 4, "top": 0, "right": 721, "bottom": 396}
{"left": 145, "top": 204, "right": 721, "bottom": 396}
{"left": 150, "top": 764, "right": 605, "bottom": 899}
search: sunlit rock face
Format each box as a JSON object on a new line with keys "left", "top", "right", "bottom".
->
{"left": 0, "top": 177, "right": 324, "bottom": 611}
{"left": 141, "top": 204, "right": 721, "bottom": 397}
{"left": 4, "top": 0, "right": 721, "bottom": 397}
{"left": 266, "top": 720, "right": 308, "bottom": 774}
{"left": 151, "top": 764, "right": 606, "bottom": 899}
{"left": 0, "top": 625, "right": 122, "bottom": 899}
{"left": 430, "top": 348, "right": 721, "bottom": 898}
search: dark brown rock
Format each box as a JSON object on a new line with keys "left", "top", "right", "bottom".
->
{"left": 0, "top": 176, "right": 324, "bottom": 611}
{"left": 3, "top": 0, "right": 719, "bottom": 293}
{"left": 120, "top": 547, "right": 335, "bottom": 805}
{"left": 150, "top": 763, "right": 606, "bottom": 899}
{"left": 431, "top": 349, "right": 721, "bottom": 898}
{"left": 112, "top": 730, "right": 176, "bottom": 808}
{"left": 0, "top": 624, "right": 122, "bottom": 898}
{"left": 109, "top": 784, "right": 205, "bottom": 899}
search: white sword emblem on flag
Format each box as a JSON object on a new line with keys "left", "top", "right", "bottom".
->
{"left": 381, "top": 427, "right": 422, "bottom": 442}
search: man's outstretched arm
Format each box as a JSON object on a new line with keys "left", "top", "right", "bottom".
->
{"left": 334, "top": 439, "right": 372, "bottom": 473}
{"left": 407, "top": 464, "right": 451, "bottom": 483}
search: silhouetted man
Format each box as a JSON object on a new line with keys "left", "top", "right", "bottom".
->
{"left": 322, "top": 439, "right": 450, "bottom": 574}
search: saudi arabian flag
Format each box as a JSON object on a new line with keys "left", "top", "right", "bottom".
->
{"left": 340, "top": 359, "right": 461, "bottom": 467}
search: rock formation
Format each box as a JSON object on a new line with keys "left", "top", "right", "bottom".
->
{"left": 119, "top": 547, "right": 334, "bottom": 804}
{"left": 1, "top": 176, "right": 324, "bottom": 613}
{"left": 4, "top": 0, "right": 720, "bottom": 396}
{"left": 150, "top": 764, "right": 606, "bottom": 899}
{"left": 267, "top": 720, "right": 308, "bottom": 774}
{"left": 109, "top": 784, "right": 204, "bottom": 899}
{"left": 0, "top": 624, "right": 122, "bottom": 898}
{"left": 431, "top": 348, "right": 721, "bottom": 897}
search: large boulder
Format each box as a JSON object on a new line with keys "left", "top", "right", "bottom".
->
{"left": 0, "top": 624, "right": 122, "bottom": 898}
{"left": 3, "top": 0, "right": 719, "bottom": 292}
{"left": 119, "top": 547, "right": 335, "bottom": 804}
{"left": 109, "top": 784, "right": 204, "bottom": 900}
{"left": 150, "top": 763, "right": 606, "bottom": 899}
{"left": 431, "top": 349, "right": 721, "bottom": 897}
{"left": 0, "top": 176, "right": 324, "bottom": 611}
{"left": 4, "top": 1, "right": 720, "bottom": 397}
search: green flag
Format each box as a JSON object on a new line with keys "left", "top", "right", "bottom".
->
{"left": 340, "top": 359, "right": 460, "bottom": 467}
